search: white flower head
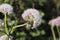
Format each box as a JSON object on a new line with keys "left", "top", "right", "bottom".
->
{"left": 55, "top": 16, "right": 60, "bottom": 26}
{"left": 49, "top": 16, "right": 60, "bottom": 27}
{"left": 49, "top": 19, "right": 57, "bottom": 27}
{"left": 0, "top": 35, "right": 11, "bottom": 40}
{"left": 0, "top": 3, "right": 13, "bottom": 15}
{"left": 22, "top": 8, "right": 42, "bottom": 29}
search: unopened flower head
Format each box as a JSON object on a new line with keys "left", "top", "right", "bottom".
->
{"left": 56, "top": 16, "right": 60, "bottom": 26}
{"left": 49, "top": 19, "right": 57, "bottom": 27}
{"left": 49, "top": 16, "right": 60, "bottom": 27}
{"left": 22, "top": 8, "right": 42, "bottom": 29}
{"left": 0, "top": 3, "right": 13, "bottom": 15}
{"left": 0, "top": 35, "right": 11, "bottom": 40}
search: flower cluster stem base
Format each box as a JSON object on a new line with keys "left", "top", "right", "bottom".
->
{"left": 51, "top": 26, "right": 56, "bottom": 40}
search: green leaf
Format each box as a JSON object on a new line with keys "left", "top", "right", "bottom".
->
{"left": 30, "top": 29, "right": 40, "bottom": 37}
{"left": 16, "top": 31, "right": 26, "bottom": 36}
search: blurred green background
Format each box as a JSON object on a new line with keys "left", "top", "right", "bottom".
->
{"left": 0, "top": 0, "right": 60, "bottom": 40}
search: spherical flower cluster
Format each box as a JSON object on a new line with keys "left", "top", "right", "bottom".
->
{"left": 49, "top": 16, "right": 60, "bottom": 27}
{"left": 0, "top": 3, "right": 13, "bottom": 15}
{"left": 49, "top": 19, "right": 57, "bottom": 27}
{"left": 22, "top": 8, "right": 42, "bottom": 29}
{"left": 0, "top": 35, "right": 11, "bottom": 40}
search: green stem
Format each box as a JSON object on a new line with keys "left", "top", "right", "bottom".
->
{"left": 4, "top": 14, "right": 9, "bottom": 35}
{"left": 10, "top": 23, "right": 27, "bottom": 34}
{"left": 6, "top": 35, "right": 9, "bottom": 40}
{"left": 51, "top": 26, "right": 56, "bottom": 40}
{"left": 56, "top": 26, "right": 60, "bottom": 39}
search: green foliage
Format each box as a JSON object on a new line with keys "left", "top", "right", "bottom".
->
{"left": 30, "top": 30, "right": 45, "bottom": 37}
{"left": 0, "top": 0, "right": 60, "bottom": 40}
{"left": 57, "top": 0, "right": 60, "bottom": 8}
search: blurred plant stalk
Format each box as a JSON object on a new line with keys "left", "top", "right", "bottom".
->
{"left": 51, "top": 25, "right": 56, "bottom": 40}
{"left": 56, "top": 26, "right": 60, "bottom": 40}
{"left": 10, "top": 23, "right": 27, "bottom": 34}
{"left": 4, "top": 14, "right": 9, "bottom": 40}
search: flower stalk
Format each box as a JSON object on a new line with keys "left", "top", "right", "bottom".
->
{"left": 56, "top": 26, "right": 60, "bottom": 39}
{"left": 10, "top": 23, "right": 27, "bottom": 34}
{"left": 4, "top": 14, "right": 9, "bottom": 40}
{"left": 51, "top": 25, "right": 56, "bottom": 40}
{"left": 4, "top": 14, "right": 9, "bottom": 35}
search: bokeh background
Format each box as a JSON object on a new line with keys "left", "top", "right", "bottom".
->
{"left": 0, "top": 0, "right": 60, "bottom": 40}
